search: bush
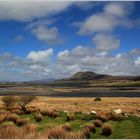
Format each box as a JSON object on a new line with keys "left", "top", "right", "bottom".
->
{"left": 0, "top": 125, "right": 22, "bottom": 139}
{"left": 52, "top": 112, "right": 59, "bottom": 118}
{"left": 34, "top": 113, "right": 43, "bottom": 122}
{"left": 96, "top": 114, "right": 108, "bottom": 122}
{"left": 83, "top": 128, "right": 90, "bottom": 138}
{"left": 1, "top": 121, "right": 15, "bottom": 127}
{"left": 66, "top": 114, "right": 74, "bottom": 121}
{"left": 5, "top": 113, "right": 19, "bottom": 123}
{"left": 41, "top": 110, "right": 48, "bottom": 116}
{"left": 2, "top": 96, "right": 16, "bottom": 110}
{"left": 94, "top": 97, "right": 101, "bottom": 101}
{"left": 93, "top": 119, "right": 102, "bottom": 127}
{"left": 62, "top": 124, "right": 71, "bottom": 131}
{"left": 65, "top": 131, "right": 86, "bottom": 139}
{"left": 11, "top": 109, "right": 23, "bottom": 115}
{"left": 106, "top": 112, "right": 123, "bottom": 121}
{"left": 0, "top": 114, "right": 6, "bottom": 124}
{"left": 22, "top": 123, "right": 37, "bottom": 133}
{"left": 84, "top": 124, "right": 96, "bottom": 133}
{"left": 0, "top": 123, "right": 39, "bottom": 139}
{"left": 18, "top": 96, "right": 36, "bottom": 113}
{"left": 102, "top": 125, "right": 112, "bottom": 136}
{"left": 47, "top": 126, "right": 66, "bottom": 139}
{"left": 16, "top": 118, "right": 29, "bottom": 126}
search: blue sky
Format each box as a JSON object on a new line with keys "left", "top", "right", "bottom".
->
{"left": 0, "top": 1, "right": 140, "bottom": 81}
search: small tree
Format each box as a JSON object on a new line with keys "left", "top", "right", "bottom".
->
{"left": 18, "top": 96, "right": 36, "bottom": 113}
{"left": 2, "top": 96, "right": 16, "bottom": 110}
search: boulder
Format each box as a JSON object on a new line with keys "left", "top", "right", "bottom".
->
{"left": 114, "top": 109, "right": 122, "bottom": 114}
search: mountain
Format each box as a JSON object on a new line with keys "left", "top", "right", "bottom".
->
{"left": 65, "top": 71, "right": 116, "bottom": 81}
{"left": 28, "top": 71, "right": 140, "bottom": 87}
{"left": 47, "top": 71, "right": 140, "bottom": 87}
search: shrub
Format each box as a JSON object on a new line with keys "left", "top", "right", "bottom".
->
{"left": 47, "top": 126, "right": 66, "bottom": 139}
{"left": 52, "top": 112, "right": 59, "bottom": 118}
{"left": 2, "top": 96, "right": 16, "bottom": 110}
{"left": 34, "top": 113, "right": 43, "bottom": 122}
{"left": 102, "top": 125, "right": 112, "bottom": 136}
{"left": 18, "top": 96, "right": 36, "bottom": 113}
{"left": 84, "top": 124, "right": 96, "bottom": 133}
{"left": 65, "top": 131, "right": 86, "bottom": 139}
{"left": 66, "top": 114, "right": 74, "bottom": 121}
{"left": 22, "top": 123, "right": 37, "bottom": 133}
{"left": 106, "top": 112, "right": 123, "bottom": 121}
{"left": 0, "top": 125, "right": 22, "bottom": 139}
{"left": 83, "top": 128, "right": 90, "bottom": 138}
{"left": 93, "top": 119, "right": 102, "bottom": 127}
{"left": 16, "top": 118, "right": 29, "bottom": 126}
{"left": 0, "top": 114, "right": 6, "bottom": 124}
{"left": 5, "top": 113, "right": 19, "bottom": 123}
{"left": 0, "top": 124, "right": 39, "bottom": 139}
{"left": 94, "top": 97, "right": 101, "bottom": 101}
{"left": 96, "top": 114, "right": 108, "bottom": 122}
{"left": 41, "top": 110, "right": 48, "bottom": 116}
{"left": 62, "top": 123, "right": 71, "bottom": 131}
{"left": 1, "top": 121, "right": 15, "bottom": 127}
{"left": 11, "top": 109, "right": 23, "bottom": 115}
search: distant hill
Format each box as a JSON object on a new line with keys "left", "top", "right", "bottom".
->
{"left": 47, "top": 71, "right": 140, "bottom": 87}
{"left": 54, "top": 71, "right": 132, "bottom": 82}
{"left": 28, "top": 71, "right": 140, "bottom": 87}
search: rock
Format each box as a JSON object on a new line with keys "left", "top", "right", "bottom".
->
{"left": 64, "top": 110, "right": 68, "bottom": 113}
{"left": 90, "top": 111, "right": 97, "bottom": 115}
{"left": 83, "top": 112, "right": 90, "bottom": 114}
{"left": 114, "top": 109, "right": 122, "bottom": 114}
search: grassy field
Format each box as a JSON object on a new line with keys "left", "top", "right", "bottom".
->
{"left": 0, "top": 109, "right": 140, "bottom": 139}
{"left": 27, "top": 97, "right": 140, "bottom": 114}
{"left": 0, "top": 96, "right": 140, "bottom": 139}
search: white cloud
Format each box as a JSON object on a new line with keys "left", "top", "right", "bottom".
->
{"left": 31, "top": 25, "right": 62, "bottom": 44}
{"left": 57, "top": 50, "right": 69, "bottom": 60}
{"left": 78, "top": 2, "right": 134, "bottom": 35}
{"left": 104, "top": 3, "right": 127, "bottom": 17}
{"left": 135, "top": 57, "right": 140, "bottom": 65}
{"left": 0, "top": 46, "right": 140, "bottom": 81}
{"left": 0, "top": 1, "right": 73, "bottom": 21}
{"left": 27, "top": 48, "right": 53, "bottom": 64}
{"left": 93, "top": 33, "right": 120, "bottom": 51}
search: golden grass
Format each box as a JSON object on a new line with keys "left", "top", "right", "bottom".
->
{"left": 0, "top": 97, "right": 140, "bottom": 115}
{"left": 28, "top": 97, "right": 140, "bottom": 115}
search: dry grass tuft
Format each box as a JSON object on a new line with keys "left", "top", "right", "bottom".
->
{"left": 106, "top": 112, "right": 124, "bottom": 121}
{"left": 0, "top": 114, "right": 6, "bottom": 124}
{"left": 46, "top": 126, "right": 66, "bottom": 139}
{"left": 96, "top": 114, "right": 108, "bottom": 122}
{"left": 16, "top": 118, "right": 29, "bottom": 126}
{"left": 34, "top": 113, "right": 43, "bottom": 122}
{"left": 93, "top": 119, "right": 103, "bottom": 127}
{"left": 102, "top": 125, "right": 112, "bottom": 136}
{"left": 61, "top": 123, "right": 71, "bottom": 131}
{"left": 66, "top": 114, "right": 74, "bottom": 121}
{"left": 65, "top": 131, "right": 86, "bottom": 139}
{"left": 84, "top": 124, "right": 96, "bottom": 133}
{"left": 5, "top": 113, "right": 19, "bottom": 123}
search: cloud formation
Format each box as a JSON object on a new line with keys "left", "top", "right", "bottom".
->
{"left": 78, "top": 2, "right": 134, "bottom": 34}
{"left": 93, "top": 34, "right": 120, "bottom": 51}
{"left": 0, "top": 45, "right": 140, "bottom": 81}
{"left": 31, "top": 25, "right": 62, "bottom": 44}
{"left": 0, "top": 1, "right": 73, "bottom": 21}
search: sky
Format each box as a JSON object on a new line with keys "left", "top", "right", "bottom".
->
{"left": 0, "top": 1, "right": 140, "bottom": 81}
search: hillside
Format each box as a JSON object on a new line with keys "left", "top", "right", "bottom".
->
{"left": 47, "top": 71, "right": 140, "bottom": 87}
